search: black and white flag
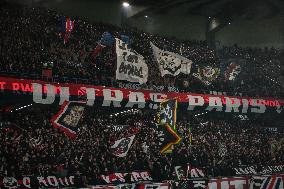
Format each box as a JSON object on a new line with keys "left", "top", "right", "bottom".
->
{"left": 111, "top": 134, "right": 135, "bottom": 157}
{"left": 172, "top": 179, "right": 209, "bottom": 189}
{"left": 193, "top": 66, "right": 220, "bottom": 86}
{"left": 107, "top": 124, "right": 129, "bottom": 132}
{"left": 151, "top": 42, "right": 192, "bottom": 77}
{"left": 116, "top": 38, "right": 148, "bottom": 84}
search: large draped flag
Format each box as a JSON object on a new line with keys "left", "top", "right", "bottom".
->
{"left": 116, "top": 38, "right": 148, "bottom": 84}
{"left": 51, "top": 101, "right": 85, "bottom": 138}
{"left": 111, "top": 134, "right": 135, "bottom": 157}
{"left": 156, "top": 99, "right": 181, "bottom": 153}
{"left": 156, "top": 123, "right": 181, "bottom": 154}
{"left": 150, "top": 42, "right": 192, "bottom": 77}
{"left": 193, "top": 66, "right": 220, "bottom": 86}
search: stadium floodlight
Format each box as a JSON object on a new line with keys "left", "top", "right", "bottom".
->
{"left": 122, "top": 2, "right": 130, "bottom": 8}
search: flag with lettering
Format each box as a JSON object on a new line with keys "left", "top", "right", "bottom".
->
{"left": 151, "top": 42, "right": 192, "bottom": 77}
{"left": 116, "top": 38, "right": 148, "bottom": 84}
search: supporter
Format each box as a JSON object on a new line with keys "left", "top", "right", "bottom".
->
{"left": 0, "top": 4, "right": 283, "bottom": 97}
{"left": 0, "top": 106, "right": 283, "bottom": 181}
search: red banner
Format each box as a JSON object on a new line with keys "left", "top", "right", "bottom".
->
{"left": 0, "top": 76, "right": 283, "bottom": 114}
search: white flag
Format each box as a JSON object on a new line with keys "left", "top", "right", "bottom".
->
{"left": 116, "top": 38, "right": 148, "bottom": 84}
{"left": 150, "top": 42, "right": 192, "bottom": 77}
{"left": 111, "top": 135, "right": 135, "bottom": 157}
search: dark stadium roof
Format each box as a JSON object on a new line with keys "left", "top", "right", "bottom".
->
{"left": 129, "top": 0, "right": 284, "bottom": 20}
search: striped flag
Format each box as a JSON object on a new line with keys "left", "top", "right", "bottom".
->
{"left": 260, "top": 175, "right": 283, "bottom": 189}
{"left": 61, "top": 16, "right": 75, "bottom": 44}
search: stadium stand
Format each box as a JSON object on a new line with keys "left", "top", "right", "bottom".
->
{"left": 0, "top": 2, "right": 283, "bottom": 189}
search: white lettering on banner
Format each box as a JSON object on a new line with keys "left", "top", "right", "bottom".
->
{"left": 86, "top": 88, "right": 96, "bottom": 106}
{"left": 234, "top": 165, "right": 284, "bottom": 175}
{"left": 208, "top": 177, "right": 248, "bottom": 189}
{"left": 100, "top": 175, "right": 111, "bottom": 184}
{"left": 234, "top": 166, "right": 257, "bottom": 175}
{"left": 149, "top": 93, "right": 167, "bottom": 109}
{"left": 47, "top": 176, "right": 58, "bottom": 187}
{"left": 59, "top": 87, "right": 70, "bottom": 105}
{"left": 37, "top": 176, "right": 48, "bottom": 187}
{"left": 225, "top": 97, "right": 241, "bottom": 113}
{"left": 241, "top": 99, "right": 249, "bottom": 114}
{"left": 0, "top": 76, "right": 281, "bottom": 114}
{"left": 2, "top": 177, "right": 18, "bottom": 188}
{"left": 250, "top": 99, "right": 266, "bottom": 114}
{"left": 30, "top": 84, "right": 281, "bottom": 114}
{"left": 102, "top": 89, "right": 123, "bottom": 107}
{"left": 193, "top": 180, "right": 207, "bottom": 188}
{"left": 1, "top": 176, "right": 74, "bottom": 188}
{"left": 125, "top": 92, "right": 146, "bottom": 108}
{"left": 101, "top": 171, "right": 152, "bottom": 184}
{"left": 132, "top": 172, "right": 143, "bottom": 181}
{"left": 58, "top": 177, "right": 70, "bottom": 186}
{"left": 261, "top": 165, "right": 284, "bottom": 174}
{"left": 115, "top": 173, "right": 126, "bottom": 183}
{"left": 130, "top": 171, "right": 153, "bottom": 182}
{"left": 188, "top": 95, "right": 205, "bottom": 110}
{"left": 140, "top": 171, "right": 153, "bottom": 181}
{"left": 206, "top": 97, "right": 223, "bottom": 111}
{"left": 230, "top": 180, "right": 246, "bottom": 189}
{"left": 32, "top": 83, "right": 56, "bottom": 104}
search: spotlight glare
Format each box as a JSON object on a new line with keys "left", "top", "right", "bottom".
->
{"left": 122, "top": 2, "right": 130, "bottom": 8}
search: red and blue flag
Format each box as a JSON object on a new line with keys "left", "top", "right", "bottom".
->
{"left": 60, "top": 16, "right": 75, "bottom": 44}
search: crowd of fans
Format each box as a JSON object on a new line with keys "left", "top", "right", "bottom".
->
{"left": 0, "top": 2, "right": 283, "bottom": 186}
{"left": 0, "top": 105, "right": 283, "bottom": 183}
{"left": 0, "top": 2, "right": 283, "bottom": 98}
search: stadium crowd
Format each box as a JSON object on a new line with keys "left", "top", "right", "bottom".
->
{"left": 0, "top": 3, "right": 283, "bottom": 98}
{"left": 0, "top": 106, "right": 283, "bottom": 183}
{"left": 0, "top": 2, "right": 284, "bottom": 187}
